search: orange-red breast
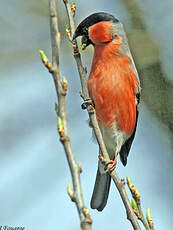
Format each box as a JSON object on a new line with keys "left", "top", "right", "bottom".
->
{"left": 73, "top": 12, "right": 141, "bottom": 211}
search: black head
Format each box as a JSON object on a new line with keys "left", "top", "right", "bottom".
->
{"left": 73, "top": 12, "right": 119, "bottom": 47}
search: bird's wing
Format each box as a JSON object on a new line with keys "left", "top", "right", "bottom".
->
{"left": 119, "top": 103, "right": 139, "bottom": 166}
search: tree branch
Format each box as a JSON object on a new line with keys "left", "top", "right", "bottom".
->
{"left": 40, "top": 0, "right": 92, "bottom": 229}
{"left": 63, "top": 1, "right": 141, "bottom": 230}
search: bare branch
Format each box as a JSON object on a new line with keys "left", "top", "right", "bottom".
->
{"left": 63, "top": 1, "right": 141, "bottom": 230}
{"left": 40, "top": 0, "right": 92, "bottom": 229}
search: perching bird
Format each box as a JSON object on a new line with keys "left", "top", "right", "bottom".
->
{"left": 73, "top": 12, "right": 141, "bottom": 211}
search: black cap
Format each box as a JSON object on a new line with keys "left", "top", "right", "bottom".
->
{"left": 73, "top": 12, "right": 119, "bottom": 40}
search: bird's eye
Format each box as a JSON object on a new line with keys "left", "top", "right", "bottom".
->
{"left": 83, "top": 27, "right": 88, "bottom": 35}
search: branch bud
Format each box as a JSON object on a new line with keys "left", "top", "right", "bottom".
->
{"left": 58, "top": 117, "right": 64, "bottom": 137}
{"left": 62, "top": 77, "right": 68, "bottom": 92}
{"left": 146, "top": 208, "right": 151, "bottom": 220}
{"left": 57, "top": 32, "right": 61, "bottom": 48}
{"left": 67, "top": 184, "right": 74, "bottom": 201}
{"left": 127, "top": 176, "right": 135, "bottom": 195}
{"left": 39, "top": 50, "right": 52, "bottom": 69}
{"left": 131, "top": 199, "right": 138, "bottom": 210}
{"left": 127, "top": 176, "right": 132, "bottom": 187}
{"left": 131, "top": 199, "right": 140, "bottom": 218}
{"left": 83, "top": 207, "right": 90, "bottom": 219}
{"left": 146, "top": 208, "right": 154, "bottom": 229}
{"left": 135, "top": 187, "right": 140, "bottom": 203}
{"left": 57, "top": 32, "right": 61, "bottom": 40}
{"left": 66, "top": 24, "right": 71, "bottom": 38}
{"left": 78, "top": 162, "right": 82, "bottom": 173}
{"left": 71, "top": 2, "right": 76, "bottom": 16}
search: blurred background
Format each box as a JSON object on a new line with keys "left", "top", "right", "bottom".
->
{"left": 0, "top": 0, "right": 173, "bottom": 229}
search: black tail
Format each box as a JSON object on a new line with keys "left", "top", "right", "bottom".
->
{"left": 90, "top": 165, "right": 111, "bottom": 211}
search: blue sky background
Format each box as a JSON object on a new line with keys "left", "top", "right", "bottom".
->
{"left": 0, "top": 0, "right": 173, "bottom": 229}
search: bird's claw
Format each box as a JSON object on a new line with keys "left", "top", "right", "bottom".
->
{"left": 98, "top": 152, "right": 118, "bottom": 172}
{"left": 106, "top": 151, "right": 118, "bottom": 172}
{"left": 81, "top": 98, "right": 95, "bottom": 110}
{"left": 106, "top": 159, "right": 117, "bottom": 172}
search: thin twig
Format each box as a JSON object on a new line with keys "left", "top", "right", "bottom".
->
{"left": 43, "top": 0, "right": 92, "bottom": 229}
{"left": 138, "top": 204, "right": 150, "bottom": 230}
{"left": 63, "top": 1, "right": 141, "bottom": 230}
{"left": 127, "top": 177, "right": 153, "bottom": 230}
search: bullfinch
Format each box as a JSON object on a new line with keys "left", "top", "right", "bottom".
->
{"left": 73, "top": 12, "right": 141, "bottom": 211}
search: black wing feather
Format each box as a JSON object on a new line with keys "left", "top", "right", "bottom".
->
{"left": 120, "top": 108, "right": 139, "bottom": 166}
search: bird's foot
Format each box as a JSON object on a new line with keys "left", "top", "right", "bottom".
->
{"left": 106, "top": 151, "right": 118, "bottom": 172}
{"left": 81, "top": 98, "right": 94, "bottom": 110}
{"left": 106, "top": 160, "right": 117, "bottom": 172}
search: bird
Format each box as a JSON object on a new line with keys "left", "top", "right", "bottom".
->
{"left": 73, "top": 12, "right": 141, "bottom": 212}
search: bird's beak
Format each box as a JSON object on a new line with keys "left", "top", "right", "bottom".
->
{"left": 72, "top": 21, "right": 87, "bottom": 41}
{"left": 72, "top": 24, "right": 92, "bottom": 50}
{"left": 72, "top": 30, "right": 80, "bottom": 41}
{"left": 72, "top": 19, "right": 86, "bottom": 41}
